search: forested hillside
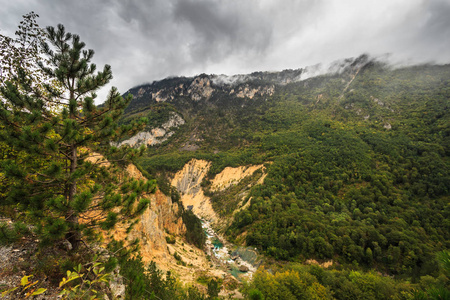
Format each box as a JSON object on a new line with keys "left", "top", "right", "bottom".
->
{"left": 125, "top": 56, "right": 449, "bottom": 281}
{"left": 2, "top": 11, "right": 448, "bottom": 299}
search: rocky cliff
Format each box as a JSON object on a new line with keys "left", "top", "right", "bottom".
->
{"left": 114, "top": 112, "right": 185, "bottom": 148}
{"left": 171, "top": 159, "right": 217, "bottom": 222}
{"left": 171, "top": 159, "right": 266, "bottom": 226}
{"left": 122, "top": 67, "right": 309, "bottom": 116}
{"left": 124, "top": 164, "right": 245, "bottom": 289}
{"left": 211, "top": 165, "right": 266, "bottom": 192}
{"left": 106, "top": 164, "right": 186, "bottom": 265}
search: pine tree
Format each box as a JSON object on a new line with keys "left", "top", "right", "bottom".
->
{"left": 0, "top": 12, "right": 51, "bottom": 202}
{"left": 0, "top": 23, "right": 153, "bottom": 250}
{"left": 0, "top": 12, "right": 46, "bottom": 86}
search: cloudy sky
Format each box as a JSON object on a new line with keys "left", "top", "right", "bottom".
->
{"left": 1, "top": 0, "right": 450, "bottom": 103}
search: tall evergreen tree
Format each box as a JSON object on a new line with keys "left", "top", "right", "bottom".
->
{"left": 0, "top": 23, "right": 152, "bottom": 250}
{"left": 0, "top": 12, "right": 51, "bottom": 200}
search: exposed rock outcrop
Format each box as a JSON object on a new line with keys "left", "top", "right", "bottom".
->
{"left": 106, "top": 164, "right": 186, "bottom": 265}
{"left": 239, "top": 265, "right": 249, "bottom": 272}
{"left": 114, "top": 113, "right": 185, "bottom": 148}
{"left": 171, "top": 159, "right": 267, "bottom": 227}
{"left": 103, "top": 163, "right": 231, "bottom": 286}
{"left": 171, "top": 159, "right": 218, "bottom": 222}
{"left": 211, "top": 165, "right": 265, "bottom": 192}
{"left": 233, "top": 84, "right": 275, "bottom": 99}
{"left": 188, "top": 76, "right": 214, "bottom": 101}
{"left": 126, "top": 190, "right": 186, "bottom": 263}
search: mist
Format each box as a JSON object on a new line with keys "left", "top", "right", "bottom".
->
{"left": 1, "top": 0, "right": 449, "bottom": 103}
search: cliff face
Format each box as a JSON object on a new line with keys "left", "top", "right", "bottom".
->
{"left": 105, "top": 164, "right": 186, "bottom": 265}
{"left": 122, "top": 67, "right": 309, "bottom": 118}
{"left": 171, "top": 159, "right": 267, "bottom": 226}
{"left": 126, "top": 68, "right": 305, "bottom": 107}
{"left": 113, "top": 113, "right": 185, "bottom": 148}
{"left": 126, "top": 165, "right": 242, "bottom": 287}
{"left": 170, "top": 159, "right": 218, "bottom": 222}
{"left": 128, "top": 189, "right": 186, "bottom": 263}
{"left": 211, "top": 165, "right": 266, "bottom": 192}
{"left": 101, "top": 163, "right": 234, "bottom": 286}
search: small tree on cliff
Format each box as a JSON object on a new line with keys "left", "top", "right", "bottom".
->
{"left": 0, "top": 22, "right": 153, "bottom": 250}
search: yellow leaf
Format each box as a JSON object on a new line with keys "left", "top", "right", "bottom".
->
{"left": 21, "top": 275, "right": 32, "bottom": 286}
{"left": 31, "top": 288, "right": 47, "bottom": 296}
{"left": 2, "top": 287, "right": 18, "bottom": 296}
{"left": 22, "top": 280, "right": 38, "bottom": 291}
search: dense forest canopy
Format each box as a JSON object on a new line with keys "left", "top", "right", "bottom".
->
{"left": 131, "top": 57, "right": 449, "bottom": 280}
{"left": 0, "top": 13, "right": 449, "bottom": 300}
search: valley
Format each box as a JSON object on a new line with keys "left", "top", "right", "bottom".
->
{"left": 168, "top": 159, "right": 265, "bottom": 290}
{"left": 128, "top": 55, "right": 449, "bottom": 297}
{"left": 1, "top": 2, "right": 450, "bottom": 298}
{"left": 1, "top": 51, "right": 449, "bottom": 299}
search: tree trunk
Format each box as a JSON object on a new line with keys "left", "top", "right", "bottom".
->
{"left": 66, "top": 144, "right": 80, "bottom": 250}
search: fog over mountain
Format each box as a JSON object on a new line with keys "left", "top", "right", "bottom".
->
{"left": 1, "top": 0, "right": 450, "bottom": 103}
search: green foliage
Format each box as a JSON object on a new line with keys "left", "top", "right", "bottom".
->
{"left": 0, "top": 20, "right": 154, "bottom": 250}
{"left": 242, "top": 267, "right": 333, "bottom": 300}
{"left": 196, "top": 274, "right": 212, "bottom": 285}
{"left": 244, "top": 264, "right": 445, "bottom": 300}
{"left": 1, "top": 275, "right": 47, "bottom": 299}
{"left": 121, "top": 256, "right": 150, "bottom": 300}
{"left": 182, "top": 209, "right": 206, "bottom": 249}
{"left": 207, "top": 278, "right": 221, "bottom": 300}
{"left": 173, "top": 251, "right": 187, "bottom": 266}
{"left": 248, "top": 288, "right": 264, "bottom": 300}
{"left": 166, "top": 235, "right": 176, "bottom": 244}
{"left": 129, "top": 59, "right": 449, "bottom": 280}
{"left": 59, "top": 258, "right": 110, "bottom": 300}
{"left": 108, "top": 240, "right": 207, "bottom": 299}
{"left": 208, "top": 169, "right": 263, "bottom": 217}
{"left": 144, "top": 102, "right": 178, "bottom": 128}
{"left": 0, "top": 12, "right": 48, "bottom": 90}
{"left": 437, "top": 251, "right": 450, "bottom": 278}
{"left": 0, "top": 221, "right": 30, "bottom": 245}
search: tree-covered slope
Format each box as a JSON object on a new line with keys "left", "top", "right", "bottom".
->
{"left": 123, "top": 56, "right": 449, "bottom": 278}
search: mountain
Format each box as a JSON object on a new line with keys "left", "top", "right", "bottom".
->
{"left": 120, "top": 54, "right": 449, "bottom": 280}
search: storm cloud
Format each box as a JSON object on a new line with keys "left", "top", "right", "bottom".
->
{"left": 1, "top": 0, "right": 449, "bottom": 103}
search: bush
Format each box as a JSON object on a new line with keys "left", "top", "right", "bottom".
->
{"left": 182, "top": 210, "right": 206, "bottom": 249}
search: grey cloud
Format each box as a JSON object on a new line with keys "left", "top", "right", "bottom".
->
{"left": 173, "top": 0, "right": 273, "bottom": 63}
{"left": 1, "top": 0, "right": 450, "bottom": 104}
{"left": 112, "top": 0, "right": 174, "bottom": 38}
{"left": 421, "top": 0, "right": 450, "bottom": 39}
{"left": 416, "top": 0, "right": 450, "bottom": 61}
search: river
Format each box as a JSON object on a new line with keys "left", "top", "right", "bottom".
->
{"left": 201, "top": 220, "right": 258, "bottom": 281}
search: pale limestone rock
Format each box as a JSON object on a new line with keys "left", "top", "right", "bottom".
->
{"left": 152, "top": 89, "right": 169, "bottom": 102}
{"left": 114, "top": 113, "right": 184, "bottom": 148}
{"left": 188, "top": 77, "right": 215, "bottom": 101}
{"left": 109, "top": 267, "right": 126, "bottom": 299}
{"left": 106, "top": 165, "right": 186, "bottom": 267}
{"left": 137, "top": 87, "right": 146, "bottom": 97}
{"left": 211, "top": 165, "right": 265, "bottom": 192}
{"left": 171, "top": 159, "right": 217, "bottom": 222}
{"left": 239, "top": 265, "right": 249, "bottom": 272}
{"left": 371, "top": 96, "right": 384, "bottom": 106}
{"left": 236, "top": 85, "right": 275, "bottom": 99}
{"left": 171, "top": 160, "right": 268, "bottom": 225}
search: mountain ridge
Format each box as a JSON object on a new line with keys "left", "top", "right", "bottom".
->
{"left": 123, "top": 54, "right": 371, "bottom": 114}
{"left": 117, "top": 55, "right": 449, "bottom": 281}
